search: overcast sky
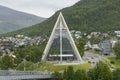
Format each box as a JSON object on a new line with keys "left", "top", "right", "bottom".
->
{"left": 0, "top": 0, "right": 79, "bottom": 18}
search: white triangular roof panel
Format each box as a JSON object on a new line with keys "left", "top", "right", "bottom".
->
{"left": 41, "top": 12, "right": 83, "bottom": 63}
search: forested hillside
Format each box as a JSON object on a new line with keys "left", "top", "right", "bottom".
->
{"left": 2, "top": 0, "right": 120, "bottom": 37}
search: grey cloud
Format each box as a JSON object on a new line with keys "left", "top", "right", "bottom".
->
{"left": 0, "top": 0, "right": 79, "bottom": 18}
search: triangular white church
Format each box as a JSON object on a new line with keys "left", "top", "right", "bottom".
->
{"left": 41, "top": 12, "right": 83, "bottom": 64}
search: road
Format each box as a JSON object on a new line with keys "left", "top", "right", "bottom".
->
{"left": 83, "top": 51, "right": 103, "bottom": 66}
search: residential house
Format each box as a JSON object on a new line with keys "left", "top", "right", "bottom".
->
{"left": 115, "top": 31, "right": 120, "bottom": 37}
{"left": 99, "top": 39, "right": 112, "bottom": 55}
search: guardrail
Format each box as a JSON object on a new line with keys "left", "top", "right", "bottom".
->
{"left": 0, "top": 70, "right": 52, "bottom": 80}
{"left": 0, "top": 70, "right": 52, "bottom": 76}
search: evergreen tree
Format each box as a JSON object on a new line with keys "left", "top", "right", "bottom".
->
{"left": 51, "top": 71, "right": 62, "bottom": 80}
{"left": 66, "top": 66, "right": 74, "bottom": 80}
{"left": 113, "top": 42, "right": 120, "bottom": 59}
{"left": 75, "top": 69, "right": 88, "bottom": 80}
{"left": 87, "top": 69, "right": 96, "bottom": 80}
{"left": 77, "top": 38, "right": 86, "bottom": 57}
{"left": 113, "top": 68, "right": 120, "bottom": 80}
{"left": 88, "top": 61, "right": 113, "bottom": 80}
{"left": 0, "top": 54, "right": 13, "bottom": 70}
{"left": 16, "top": 60, "right": 34, "bottom": 71}
{"left": 63, "top": 68, "right": 67, "bottom": 79}
{"left": 14, "top": 45, "right": 44, "bottom": 65}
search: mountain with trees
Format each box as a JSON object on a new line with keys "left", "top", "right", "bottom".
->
{"left": 2, "top": 0, "right": 120, "bottom": 37}
{"left": 0, "top": 5, "right": 45, "bottom": 34}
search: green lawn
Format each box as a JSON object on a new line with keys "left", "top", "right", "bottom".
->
{"left": 108, "top": 57, "right": 120, "bottom": 68}
{"left": 87, "top": 50, "right": 101, "bottom": 55}
{"left": 35, "top": 62, "right": 92, "bottom": 72}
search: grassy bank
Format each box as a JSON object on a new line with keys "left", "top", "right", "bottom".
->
{"left": 35, "top": 62, "right": 92, "bottom": 72}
